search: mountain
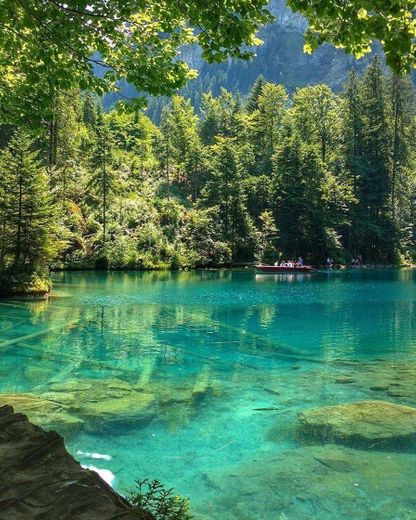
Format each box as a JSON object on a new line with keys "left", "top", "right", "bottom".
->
{"left": 104, "top": 0, "right": 376, "bottom": 120}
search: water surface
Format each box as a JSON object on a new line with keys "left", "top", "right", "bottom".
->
{"left": 1, "top": 269, "right": 416, "bottom": 519}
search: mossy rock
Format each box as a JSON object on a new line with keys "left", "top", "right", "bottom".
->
{"left": 74, "top": 391, "right": 154, "bottom": 419}
{"left": 0, "top": 393, "right": 83, "bottom": 428}
{"left": 45, "top": 378, "right": 155, "bottom": 420}
{"left": 41, "top": 375, "right": 220, "bottom": 426}
{"left": 298, "top": 400, "right": 416, "bottom": 450}
{"left": 42, "top": 392, "right": 78, "bottom": 405}
{"left": 49, "top": 381, "right": 94, "bottom": 392}
{"left": 103, "top": 379, "right": 132, "bottom": 391}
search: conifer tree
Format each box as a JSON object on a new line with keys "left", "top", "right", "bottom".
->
{"left": 272, "top": 137, "right": 328, "bottom": 261}
{"left": 200, "top": 137, "right": 250, "bottom": 252}
{"left": 88, "top": 113, "right": 118, "bottom": 247}
{"left": 358, "top": 56, "right": 394, "bottom": 261}
{"left": 52, "top": 91, "right": 84, "bottom": 209}
{"left": 245, "top": 75, "right": 267, "bottom": 113}
{"left": 83, "top": 93, "right": 100, "bottom": 129}
{"left": 342, "top": 70, "right": 364, "bottom": 254}
{"left": 256, "top": 210, "right": 278, "bottom": 263}
{"left": 0, "top": 131, "right": 56, "bottom": 274}
{"left": 343, "top": 70, "right": 363, "bottom": 197}
{"left": 199, "top": 89, "right": 242, "bottom": 145}
{"left": 159, "top": 96, "right": 201, "bottom": 193}
{"left": 387, "top": 73, "right": 415, "bottom": 221}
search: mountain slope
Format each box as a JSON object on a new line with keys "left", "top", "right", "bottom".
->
{"left": 104, "top": 0, "right": 375, "bottom": 119}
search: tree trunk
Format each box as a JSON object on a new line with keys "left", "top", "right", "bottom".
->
{"left": 102, "top": 144, "right": 107, "bottom": 245}
{"left": 391, "top": 77, "right": 399, "bottom": 221}
{"left": 15, "top": 154, "right": 24, "bottom": 269}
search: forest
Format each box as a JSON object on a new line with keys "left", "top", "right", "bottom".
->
{"left": 0, "top": 56, "right": 415, "bottom": 292}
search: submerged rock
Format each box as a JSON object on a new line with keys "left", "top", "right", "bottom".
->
{"left": 0, "top": 393, "right": 83, "bottom": 428}
{"left": 298, "top": 400, "right": 416, "bottom": 450}
{"left": 334, "top": 376, "right": 356, "bottom": 384}
{"left": 46, "top": 378, "right": 155, "bottom": 421}
{"left": 1, "top": 373, "right": 222, "bottom": 432}
{"left": 202, "top": 444, "right": 416, "bottom": 520}
{"left": 76, "top": 391, "right": 154, "bottom": 419}
{"left": 0, "top": 405, "right": 152, "bottom": 519}
{"left": 49, "top": 380, "right": 93, "bottom": 392}
{"left": 330, "top": 360, "right": 416, "bottom": 402}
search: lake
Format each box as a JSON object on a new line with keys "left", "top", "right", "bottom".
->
{"left": 1, "top": 269, "right": 416, "bottom": 519}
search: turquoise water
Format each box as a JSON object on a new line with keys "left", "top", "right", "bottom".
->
{"left": 1, "top": 269, "right": 416, "bottom": 519}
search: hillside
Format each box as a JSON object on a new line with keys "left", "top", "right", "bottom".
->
{"left": 104, "top": 0, "right": 375, "bottom": 120}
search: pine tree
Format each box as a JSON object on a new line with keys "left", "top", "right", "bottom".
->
{"left": 158, "top": 96, "right": 201, "bottom": 195}
{"left": 358, "top": 56, "right": 394, "bottom": 261}
{"left": 51, "top": 91, "right": 84, "bottom": 209}
{"left": 342, "top": 70, "right": 364, "bottom": 254}
{"left": 343, "top": 70, "right": 363, "bottom": 197}
{"left": 83, "top": 93, "right": 100, "bottom": 129}
{"left": 256, "top": 210, "right": 278, "bottom": 263}
{"left": 272, "top": 137, "right": 328, "bottom": 261}
{"left": 0, "top": 146, "right": 11, "bottom": 272}
{"left": 387, "top": 73, "right": 415, "bottom": 220}
{"left": 245, "top": 75, "right": 267, "bottom": 113}
{"left": 200, "top": 137, "right": 251, "bottom": 254}
{"left": 0, "top": 131, "right": 56, "bottom": 274}
{"left": 199, "top": 89, "right": 242, "bottom": 145}
{"left": 88, "top": 114, "right": 118, "bottom": 248}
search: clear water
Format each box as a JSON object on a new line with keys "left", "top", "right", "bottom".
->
{"left": 1, "top": 269, "right": 416, "bottom": 519}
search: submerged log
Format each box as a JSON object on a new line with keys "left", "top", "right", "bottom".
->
{"left": 0, "top": 405, "right": 154, "bottom": 520}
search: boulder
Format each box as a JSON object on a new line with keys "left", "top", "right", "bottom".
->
{"left": 0, "top": 405, "right": 154, "bottom": 520}
{"left": 298, "top": 400, "right": 416, "bottom": 450}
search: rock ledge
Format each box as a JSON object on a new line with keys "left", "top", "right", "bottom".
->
{"left": 0, "top": 405, "right": 153, "bottom": 520}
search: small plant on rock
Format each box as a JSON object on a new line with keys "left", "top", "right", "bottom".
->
{"left": 128, "top": 479, "right": 192, "bottom": 520}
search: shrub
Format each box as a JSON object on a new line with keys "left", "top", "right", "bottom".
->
{"left": 128, "top": 479, "right": 192, "bottom": 520}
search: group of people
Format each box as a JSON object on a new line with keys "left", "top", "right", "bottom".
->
{"left": 326, "top": 257, "right": 335, "bottom": 269}
{"left": 351, "top": 254, "right": 363, "bottom": 267}
{"left": 270, "top": 254, "right": 363, "bottom": 269}
{"left": 327, "top": 254, "right": 363, "bottom": 269}
{"left": 274, "top": 257, "right": 304, "bottom": 267}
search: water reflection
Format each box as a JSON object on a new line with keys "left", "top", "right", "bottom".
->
{"left": 1, "top": 269, "right": 416, "bottom": 384}
{"left": 255, "top": 273, "right": 309, "bottom": 283}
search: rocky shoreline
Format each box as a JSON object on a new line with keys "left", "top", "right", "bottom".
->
{"left": 0, "top": 405, "right": 153, "bottom": 520}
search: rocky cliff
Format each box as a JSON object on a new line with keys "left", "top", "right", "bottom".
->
{"left": 183, "top": 0, "right": 374, "bottom": 90}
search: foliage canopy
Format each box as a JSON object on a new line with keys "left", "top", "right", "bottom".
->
{"left": 2, "top": 0, "right": 416, "bottom": 124}
{"left": 0, "top": 0, "right": 271, "bottom": 122}
{"left": 289, "top": 0, "right": 416, "bottom": 73}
